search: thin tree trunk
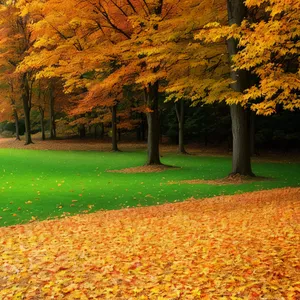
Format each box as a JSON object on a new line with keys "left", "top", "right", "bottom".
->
{"left": 94, "top": 124, "right": 98, "bottom": 139}
{"left": 118, "top": 116, "right": 121, "bottom": 141}
{"left": 39, "top": 107, "right": 45, "bottom": 141}
{"left": 250, "top": 110, "right": 255, "bottom": 156}
{"left": 21, "top": 74, "right": 33, "bottom": 145}
{"left": 13, "top": 108, "right": 20, "bottom": 141}
{"left": 49, "top": 82, "right": 56, "bottom": 139}
{"left": 79, "top": 124, "right": 86, "bottom": 138}
{"left": 100, "top": 123, "right": 104, "bottom": 139}
{"left": 111, "top": 104, "right": 119, "bottom": 152}
{"left": 175, "top": 99, "right": 187, "bottom": 154}
{"left": 145, "top": 82, "right": 161, "bottom": 165}
{"left": 10, "top": 87, "right": 21, "bottom": 141}
{"left": 227, "top": 0, "right": 254, "bottom": 176}
{"left": 141, "top": 114, "right": 146, "bottom": 141}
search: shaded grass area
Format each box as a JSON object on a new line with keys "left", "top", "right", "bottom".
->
{"left": 0, "top": 148, "right": 300, "bottom": 226}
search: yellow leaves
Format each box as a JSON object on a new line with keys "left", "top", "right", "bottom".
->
{"left": 195, "top": 0, "right": 299, "bottom": 112}
{"left": 192, "top": 287, "right": 202, "bottom": 296}
{"left": 0, "top": 188, "right": 299, "bottom": 298}
{"left": 195, "top": 24, "right": 240, "bottom": 43}
{"left": 136, "top": 70, "right": 168, "bottom": 86}
{"left": 203, "top": 22, "right": 221, "bottom": 28}
{"left": 150, "top": 286, "right": 161, "bottom": 294}
{"left": 62, "top": 283, "right": 78, "bottom": 294}
{"left": 201, "top": 267, "right": 210, "bottom": 275}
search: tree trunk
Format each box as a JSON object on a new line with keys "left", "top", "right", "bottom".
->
{"left": 49, "top": 82, "right": 56, "bottom": 139}
{"left": 145, "top": 82, "right": 161, "bottom": 165}
{"left": 39, "top": 107, "right": 45, "bottom": 141}
{"left": 227, "top": 0, "right": 254, "bottom": 176}
{"left": 94, "top": 124, "right": 98, "bottom": 139}
{"left": 143, "top": 1, "right": 163, "bottom": 164}
{"left": 250, "top": 110, "right": 255, "bottom": 156}
{"left": 141, "top": 114, "right": 146, "bottom": 141}
{"left": 21, "top": 74, "right": 33, "bottom": 145}
{"left": 13, "top": 109, "right": 21, "bottom": 141}
{"left": 111, "top": 104, "right": 119, "bottom": 152}
{"left": 79, "top": 124, "right": 86, "bottom": 138}
{"left": 175, "top": 99, "right": 187, "bottom": 154}
{"left": 230, "top": 105, "right": 253, "bottom": 175}
{"left": 118, "top": 116, "right": 121, "bottom": 141}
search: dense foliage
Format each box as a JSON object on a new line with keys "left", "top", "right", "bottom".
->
{"left": 0, "top": 0, "right": 299, "bottom": 165}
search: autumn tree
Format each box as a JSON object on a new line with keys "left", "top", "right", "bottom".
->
{"left": 226, "top": 0, "right": 254, "bottom": 176}
{"left": 0, "top": 0, "right": 36, "bottom": 145}
{"left": 195, "top": 0, "right": 299, "bottom": 176}
{"left": 48, "top": 79, "right": 56, "bottom": 139}
{"left": 155, "top": 0, "right": 228, "bottom": 154}
{"left": 33, "top": 80, "right": 49, "bottom": 140}
{"left": 16, "top": 0, "right": 232, "bottom": 164}
{"left": 194, "top": 0, "right": 254, "bottom": 176}
{"left": 17, "top": 0, "right": 165, "bottom": 162}
{"left": 0, "top": 72, "right": 23, "bottom": 140}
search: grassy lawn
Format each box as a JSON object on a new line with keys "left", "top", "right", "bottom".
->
{"left": 0, "top": 148, "right": 300, "bottom": 227}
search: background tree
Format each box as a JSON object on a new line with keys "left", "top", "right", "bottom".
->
{"left": 0, "top": 0, "right": 36, "bottom": 144}
{"left": 195, "top": 0, "right": 299, "bottom": 176}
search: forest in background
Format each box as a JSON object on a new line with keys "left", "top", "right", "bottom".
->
{"left": 0, "top": 0, "right": 299, "bottom": 175}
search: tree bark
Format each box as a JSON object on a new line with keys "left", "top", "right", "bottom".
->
{"left": 145, "top": 82, "right": 161, "bottom": 165}
{"left": 141, "top": 114, "right": 146, "bottom": 141}
{"left": 250, "top": 110, "right": 255, "bottom": 156}
{"left": 111, "top": 104, "right": 119, "bottom": 152}
{"left": 94, "top": 124, "right": 98, "bottom": 139}
{"left": 175, "top": 99, "right": 187, "bottom": 154}
{"left": 227, "top": 0, "right": 254, "bottom": 176}
{"left": 39, "top": 107, "right": 46, "bottom": 141}
{"left": 118, "top": 116, "right": 121, "bottom": 141}
{"left": 13, "top": 108, "right": 20, "bottom": 141}
{"left": 230, "top": 105, "right": 253, "bottom": 175}
{"left": 79, "top": 124, "right": 86, "bottom": 138}
{"left": 49, "top": 82, "right": 56, "bottom": 139}
{"left": 143, "top": 0, "right": 163, "bottom": 165}
{"left": 21, "top": 74, "right": 33, "bottom": 145}
{"left": 10, "top": 91, "right": 20, "bottom": 141}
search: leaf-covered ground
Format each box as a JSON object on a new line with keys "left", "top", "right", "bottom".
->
{"left": 0, "top": 187, "right": 299, "bottom": 299}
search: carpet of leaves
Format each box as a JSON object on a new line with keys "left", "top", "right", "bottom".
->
{"left": 0, "top": 188, "right": 299, "bottom": 299}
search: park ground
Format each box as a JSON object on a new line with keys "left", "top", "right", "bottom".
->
{"left": 0, "top": 137, "right": 299, "bottom": 298}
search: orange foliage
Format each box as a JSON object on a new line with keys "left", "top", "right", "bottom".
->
{"left": 16, "top": 0, "right": 229, "bottom": 115}
{"left": 0, "top": 0, "right": 298, "bottom": 124}
{"left": 0, "top": 187, "right": 299, "bottom": 298}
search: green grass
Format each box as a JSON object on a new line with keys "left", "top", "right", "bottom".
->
{"left": 0, "top": 148, "right": 299, "bottom": 227}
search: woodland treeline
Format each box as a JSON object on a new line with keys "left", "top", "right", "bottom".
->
{"left": 0, "top": 0, "right": 299, "bottom": 176}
